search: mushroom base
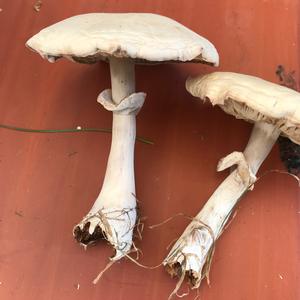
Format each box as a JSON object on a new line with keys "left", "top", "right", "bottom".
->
{"left": 165, "top": 264, "right": 203, "bottom": 289}
{"left": 164, "top": 122, "right": 280, "bottom": 291}
{"left": 163, "top": 221, "right": 215, "bottom": 290}
{"left": 73, "top": 206, "right": 137, "bottom": 260}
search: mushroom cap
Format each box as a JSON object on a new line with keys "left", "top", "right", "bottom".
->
{"left": 26, "top": 13, "right": 219, "bottom": 66}
{"left": 186, "top": 72, "right": 300, "bottom": 144}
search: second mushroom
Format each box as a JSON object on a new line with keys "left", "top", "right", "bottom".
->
{"left": 164, "top": 72, "right": 300, "bottom": 289}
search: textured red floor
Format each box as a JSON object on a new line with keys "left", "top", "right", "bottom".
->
{"left": 0, "top": 1, "right": 299, "bottom": 299}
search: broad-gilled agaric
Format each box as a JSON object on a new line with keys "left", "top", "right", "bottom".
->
{"left": 164, "top": 72, "right": 300, "bottom": 291}
{"left": 26, "top": 13, "right": 219, "bottom": 265}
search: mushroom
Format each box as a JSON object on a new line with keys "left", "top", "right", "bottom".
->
{"left": 26, "top": 13, "right": 219, "bottom": 261}
{"left": 164, "top": 72, "right": 300, "bottom": 289}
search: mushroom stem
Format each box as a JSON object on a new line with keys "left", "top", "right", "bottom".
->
{"left": 99, "top": 58, "right": 136, "bottom": 209}
{"left": 110, "top": 57, "right": 135, "bottom": 104}
{"left": 73, "top": 58, "right": 144, "bottom": 260}
{"left": 164, "top": 121, "right": 280, "bottom": 288}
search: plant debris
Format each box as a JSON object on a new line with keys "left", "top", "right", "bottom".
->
{"left": 33, "top": 0, "right": 42, "bottom": 12}
{"left": 15, "top": 211, "right": 23, "bottom": 217}
{"left": 73, "top": 283, "right": 80, "bottom": 290}
{"left": 93, "top": 260, "right": 115, "bottom": 284}
{"left": 276, "top": 65, "right": 297, "bottom": 90}
{"left": 68, "top": 151, "right": 78, "bottom": 157}
{"left": 0, "top": 123, "right": 153, "bottom": 145}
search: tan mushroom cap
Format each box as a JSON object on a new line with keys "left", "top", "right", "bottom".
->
{"left": 26, "top": 13, "right": 219, "bottom": 65}
{"left": 186, "top": 72, "right": 300, "bottom": 144}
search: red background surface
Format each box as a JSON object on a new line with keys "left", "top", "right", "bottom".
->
{"left": 0, "top": 1, "right": 299, "bottom": 299}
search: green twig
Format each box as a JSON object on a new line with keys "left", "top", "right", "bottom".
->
{"left": 0, "top": 124, "right": 153, "bottom": 145}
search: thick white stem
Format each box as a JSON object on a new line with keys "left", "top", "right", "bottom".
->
{"left": 90, "top": 114, "right": 136, "bottom": 211}
{"left": 164, "top": 122, "right": 280, "bottom": 287}
{"left": 74, "top": 58, "right": 145, "bottom": 261}
{"left": 92, "top": 58, "right": 136, "bottom": 212}
{"left": 198, "top": 123, "right": 280, "bottom": 236}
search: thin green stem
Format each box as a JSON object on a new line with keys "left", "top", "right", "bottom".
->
{"left": 0, "top": 124, "right": 153, "bottom": 145}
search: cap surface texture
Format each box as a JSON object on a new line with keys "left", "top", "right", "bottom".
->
{"left": 26, "top": 13, "right": 219, "bottom": 65}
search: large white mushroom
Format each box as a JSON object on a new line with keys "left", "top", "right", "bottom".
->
{"left": 26, "top": 13, "right": 219, "bottom": 261}
{"left": 164, "top": 72, "right": 300, "bottom": 289}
